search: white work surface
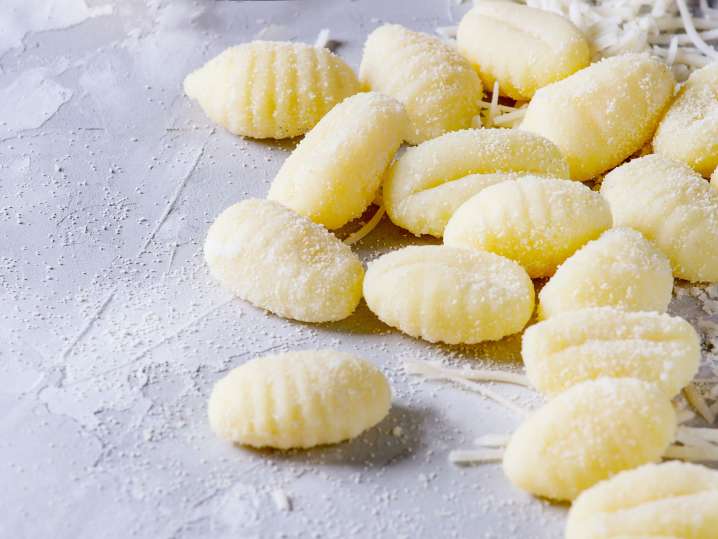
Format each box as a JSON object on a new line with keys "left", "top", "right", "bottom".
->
{"left": 2, "top": 1, "right": 716, "bottom": 538}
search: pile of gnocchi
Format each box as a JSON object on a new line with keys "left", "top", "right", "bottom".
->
{"left": 186, "top": 2, "right": 718, "bottom": 535}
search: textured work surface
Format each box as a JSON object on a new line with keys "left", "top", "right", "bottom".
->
{"left": 1, "top": 1, "right": 716, "bottom": 538}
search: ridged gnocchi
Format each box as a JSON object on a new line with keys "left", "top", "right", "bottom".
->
{"left": 383, "top": 128, "right": 570, "bottom": 237}
{"left": 444, "top": 177, "right": 612, "bottom": 278}
{"left": 538, "top": 227, "right": 673, "bottom": 319}
{"left": 522, "top": 308, "right": 700, "bottom": 398}
{"left": 268, "top": 92, "right": 408, "bottom": 229}
{"left": 359, "top": 24, "right": 483, "bottom": 144}
{"left": 503, "top": 378, "right": 676, "bottom": 501}
{"left": 601, "top": 154, "right": 718, "bottom": 282}
{"left": 520, "top": 53, "right": 675, "bottom": 180}
{"left": 363, "top": 246, "right": 534, "bottom": 344}
{"left": 184, "top": 41, "right": 360, "bottom": 139}
{"left": 566, "top": 462, "right": 718, "bottom": 539}
{"left": 204, "top": 199, "right": 364, "bottom": 322}
{"left": 457, "top": 2, "right": 590, "bottom": 100}
{"left": 208, "top": 350, "right": 391, "bottom": 449}
{"left": 654, "top": 62, "right": 718, "bottom": 177}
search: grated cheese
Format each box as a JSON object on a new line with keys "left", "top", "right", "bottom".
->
{"left": 314, "top": 28, "right": 331, "bottom": 49}
{"left": 343, "top": 204, "right": 385, "bottom": 245}
{"left": 684, "top": 382, "right": 716, "bottom": 424}
{"left": 449, "top": 448, "right": 505, "bottom": 464}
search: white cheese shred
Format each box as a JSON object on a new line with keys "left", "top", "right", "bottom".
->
{"left": 675, "top": 0, "right": 718, "bottom": 60}
{"left": 474, "top": 433, "right": 511, "bottom": 447}
{"left": 449, "top": 448, "right": 505, "bottom": 464}
{"left": 664, "top": 443, "right": 718, "bottom": 462}
{"left": 314, "top": 28, "right": 331, "bottom": 49}
{"left": 404, "top": 359, "right": 530, "bottom": 386}
{"left": 344, "top": 204, "right": 385, "bottom": 245}
{"left": 684, "top": 383, "right": 716, "bottom": 424}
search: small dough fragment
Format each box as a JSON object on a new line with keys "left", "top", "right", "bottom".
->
{"left": 184, "top": 41, "right": 359, "bottom": 138}
{"left": 503, "top": 378, "right": 676, "bottom": 501}
{"left": 268, "top": 92, "right": 408, "bottom": 229}
{"left": 444, "top": 177, "right": 611, "bottom": 278}
{"left": 566, "top": 462, "right": 718, "bottom": 539}
{"left": 520, "top": 53, "right": 675, "bottom": 180}
{"left": 601, "top": 154, "right": 718, "bottom": 282}
{"left": 383, "top": 128, "right": 569, "bottom": 237}
{"left": 538, "top": 227, "right": 674, "bottom": 319}
{"left": 522, "top": 308, "right": 700, "bottom": 398}
{"left": 204, "top": 199, "right": 364, "bottom": 322}
{"left": 457, "top": 2, "right": 590, "bottom": 100}
{"left": 359, "top": 24, "right": 482, "bottom": 144}
{"left": 654, "top": 62, "right": 718, "bottom": 177}
{"left": 209, "top": 350, "right": 391, "bottom": 449}
{"left": 363, "top": 245, "right": 534, "bottom": 344}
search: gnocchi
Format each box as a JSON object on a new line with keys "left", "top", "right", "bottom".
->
{"left": 537, "top": 227, "right": 673, "bottom": 319}
{"left": 522, "top": 308, "right": 700, "bottom": 398}
{"left": 383, "top": 128, "right": 570, "bottom": 238}
{"left": 363, "top": 246, "right": 534, "bottom": 344}
{"left": 653, "top": 62, "right": 718, "bottom": 177}
{"left": 184, "top": 41, "right": 360, "bottom": 139}
{"left": 457, "top": 2, "right": 590, "bottom": 100}
{"left": 359, "top": 24, "right": 483, "bottom": 144}
{"left": 208, "top": 349, "right": 391, "bottom": 449}
{"left": 443, "top": 177, "right": 612, "bottom": 278}
{"left": 268, "top": 92, "right": 408, "bottom": 229}
{"left": 502, "top": 378, "right": 676, "bottom": 501}
{"left": 566, "top": 462, "right": 718, "bottom": 539}
{"left": 204, "top": 199, "right": 364, "bottom": 322}
{"left": 520, "top": 53, "right": 675, "bottom": 180}
{"left": 601, "top": 154, "right": 718, "bottom": 282}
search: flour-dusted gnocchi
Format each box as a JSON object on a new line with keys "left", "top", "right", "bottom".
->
{"left": 566, "top": 462, "right": 718, "bottom": 539}
{"left": 184, "top": 41, "right": 360, "bottom": 139}
{"left": 538, "top": 227, "right": 673, "bottom": 318}
{"left": 601, "top": 154, "right": 718, "bottom": 282}
{"left": 208, "top": 350, "right": 391, "bottom": 449}
{"left": 503, "top": 378, "right": 676, "bottom": 501}
{"left": 359, "top": 25, "right": 483, "bottom": 144}
{"left": 267, "top": 92, "right": 407, "bottom": 229}
{"left": 654, "top": 62, "right": 718, "bottom": 177}
{"left": 444, "top": 177, "right": 611, "bottom": 278}
{"left": 383, "top": 128, "right": 570, "bottom": 237}
{"left": 457, "top": 2, "right": 590, "bottom": 100}
{"left": 204, "top": 199, "right": 364, "bottom": 322}
{"left": 363, "top": 246, "right": 534, "bottom": 344}
{"left": 522, "top": 308, "right": 700, "bottom": 398}
{"left": 520, "top": 53, "right": 675, "bottom": 180}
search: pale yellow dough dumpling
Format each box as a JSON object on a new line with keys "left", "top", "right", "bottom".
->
{"left": 522, "top": 308, "right": 700, "bottom": 397}
{"left": 566, "top": 462, "right": 718, "bottom": 539}
{"left": 209, "top": 350, "right": 391, "bottom": 449}
{"left": 654, "top": 62, "right": 718, "bottom": 177}
{"left": 444, "top": 177, "right": 611, "bottom": 278}
{"left": 363, "top": 246, "right": 534, "bottom": 344}
{"left": 520, "top": 53, "right": 675, "bottom": 180}
{"left": 204, "top": 199, "right": 364, "bottom": 322}
{"left": 359, "top": 24, "right": 482, "bottom": 144}
{"left": 184, "top": 41, "right": 360, "bottom": 138}
{"left": 538, "top": 227, "right": 673, "bottom": 319}
{"left": 457, "top": 1, "right": 590, "bottom": 100}
{"left": 268, "top": 92, "right": 408, "bottom": 229}
{"left": 601, "top": 154, "right": 718, "bottom": 282}
{"left": 383, "top": 129, "right": 569, "bottom": 238}
{"left": 503, "top": 378, "right": 676, "bottom": 501}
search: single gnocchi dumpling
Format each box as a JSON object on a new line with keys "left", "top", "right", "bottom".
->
{"left": 654, "top": 62, "right": 718, "bottom": 177}
{"left": 359, "top": 24, "right": 483, "bottom": 144}
{"left": 267, "top": 92, "right": 408, "bottom": 229}
{"left": 444, "top": 177, "right": 612, "bottom": 278}
{"left": 363, "top": 246, "right": 534, "bottom": 344}
{"left": 503, "top": 378, "right": 676, "bottom": 501}
{"left": 520, "top": 53, "right": 675, "bottom": 180}
{"left": 538, "top": 227, "right": 674, "bottom": 319}
{"left": 566, "top": 462, "right": 718, "bottom": 539}
{"left": 184, "top": 41, "right": 360, "bottom": 139}
{"left": 208, "top": 350, "right": 391, "bottom": 449}
{"left": 204, "top": 199, "right": 364, "bottom": 322}
{"left": 601, "top": 154, "right": 718, "bottom": 282}
{"left": 522, "top": 308, "right": 700, "bottom": 398}
{"left": 383, "top": 128, "right": 570, "bottom": 237}
{"left": 457, "top": 2, "right": 590, "bottom": 100}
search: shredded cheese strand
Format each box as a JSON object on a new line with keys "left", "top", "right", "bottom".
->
{"left": 344, "top": 204, "right": 385, "bottom": 246}
{"left": 449, "top": 448, "right": 505, "bottom": 464}
{"left": 679, "top": 426, "right": 718, "bottom": 444}
{"left": 474, "top": 433, "right": 511, "bottom": 447}
{"left": 675, "top": 0, "right": 718, "bottom": 59}
{"left": 405, "top": 359, "right": 530, "bottom": 386}
{"left": 664, "top": 443, "right": 718, "bottom": 461}
{"left": 684, "top": 383, "right": 716, "bottom": 424}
